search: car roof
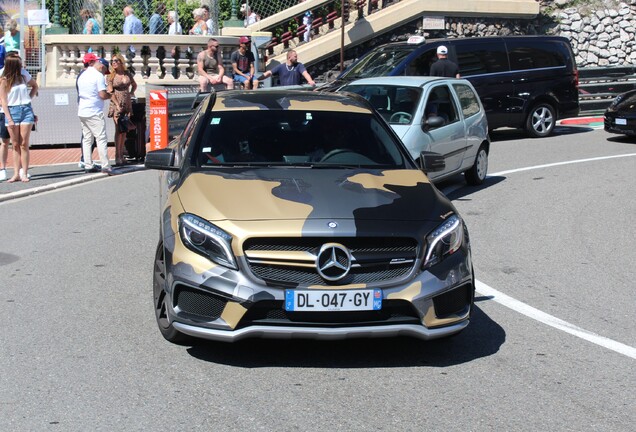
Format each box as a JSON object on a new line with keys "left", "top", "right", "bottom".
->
{"left": 212, "top": 90, "right": 373, "bottom": 113}
{"left": 344, "top": 76, "right": 466, "bottom": 87}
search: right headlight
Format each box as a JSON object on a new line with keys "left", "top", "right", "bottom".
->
{"left": 179, "top": 213, "right": 237, "bottom": 270}
{"left": 422, "top": 215, "right": 464, "bottom": 269}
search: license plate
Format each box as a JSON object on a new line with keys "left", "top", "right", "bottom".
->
{"left": 615, "top": 118, "right": 627, "bottom": 125}
{"left": 285, "top": 289, "right": 382, "bottom": 312}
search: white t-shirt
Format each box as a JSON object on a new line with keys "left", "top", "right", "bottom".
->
{"left": 169, "top": 22, "right": 183, "bottom": 35}
{"left": 244, "top": 12, "right": 258, "bottom": 27}
{"left": 77, "top": 66, "right": 107, "bottom": 117}
{"left": 0, "top": 67, "right": 32, "bottom": 113}
{"left": 205, "top": 19, "right": 215, "bottom": 35}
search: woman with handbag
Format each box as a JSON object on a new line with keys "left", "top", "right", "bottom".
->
{"left": 107, "top": 53, "right": 137, "bottom": 166}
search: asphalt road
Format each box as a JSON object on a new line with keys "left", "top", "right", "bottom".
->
{"left": 1, "top": 126, "right": 634, "bottom": 431}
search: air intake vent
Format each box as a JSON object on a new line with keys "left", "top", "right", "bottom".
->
{"left": 432, "top": 284, "right": 472, "bottom": 317}
{"left": 174, "top": 286, "right": 227, "bottom": 319}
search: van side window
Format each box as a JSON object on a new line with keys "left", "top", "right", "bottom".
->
{"left": 405, "top": 49, "right": 437, "bottom": 76}
{"left": 507, "top": 40, "right": 567, "bottom": 70}
{"left": 425, "top": 85, "right": 459, "bottom": 126}
{"left": 455, "top": 41, "right": 509, "bottom": 77}
{"left": 452, "top": 84, "right": 481, "bottom": 119}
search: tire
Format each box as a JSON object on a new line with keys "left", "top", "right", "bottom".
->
{"left": 465, "top": 144, "right": 488, "bottom": 185}
{"left": 526, "top": 103, "right": 556, "bottom": 138}
{"left": 153, "top": 242, "right": 191, "bottom": 344}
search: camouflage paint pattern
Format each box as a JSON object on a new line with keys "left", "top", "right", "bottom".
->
{"left": 153, "top": 90, "right": 474, "bottom": 337}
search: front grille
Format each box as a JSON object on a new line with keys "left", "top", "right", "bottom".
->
{"left": 244, "top": 237, "right": 418, "bottom": 286}
{"left": 239, "top": 300, "right": 420, "bottom": 327}
{"left": 174, "top": 285, "right": 227, "bottom": 319}
{"left": 432, "top": 284, "right": 473, "bottom": 317}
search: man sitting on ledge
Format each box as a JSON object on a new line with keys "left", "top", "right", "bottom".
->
{"left": 197, "top": 38, "right": 234, "bottom": 92}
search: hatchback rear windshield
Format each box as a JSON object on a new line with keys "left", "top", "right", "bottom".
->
{"left": 195, "top": 110, "right": 407, "bottom": 168}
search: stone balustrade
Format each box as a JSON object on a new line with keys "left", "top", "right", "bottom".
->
{"left": 41, "top": 34, "right": 258, "bottom": 96}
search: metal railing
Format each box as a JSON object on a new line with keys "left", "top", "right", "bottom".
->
{"left": 578, "top": 66, "right": 636, "bottom": 115}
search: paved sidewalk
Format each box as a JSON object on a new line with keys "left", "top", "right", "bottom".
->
{"left": 0, "top": 146, "right": 144, "bottom": 202}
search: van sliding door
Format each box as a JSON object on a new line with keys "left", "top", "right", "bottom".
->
{"left": 454, "top": 40, "right": 511, "bottom": 130}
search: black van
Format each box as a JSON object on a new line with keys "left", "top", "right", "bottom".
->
{"left": 326, "top": 36, "right": 580, "bottom": 137}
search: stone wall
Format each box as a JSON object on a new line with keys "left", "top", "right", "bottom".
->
{"left": 312, "top": 0, "right": 636, "bottom": 81}
{"left": 441, "top": 0, "right": 636, "bottom": 67}
{"left": 555, "top": 1, "right": 636, "bottom": 66}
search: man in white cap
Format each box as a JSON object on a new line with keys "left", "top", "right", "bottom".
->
{"left": 430, "top": 45, "right": 460, "bottom": 78}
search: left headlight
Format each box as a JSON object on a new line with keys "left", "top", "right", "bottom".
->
{"left": 179, "top": 213, "right": 237, "bottom": 270}
{"left": 422, "top": 215, "right": 464, "bottom": 269}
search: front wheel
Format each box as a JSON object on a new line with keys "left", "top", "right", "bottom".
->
{"left": 154, "top": 242, "right": 191, "bottom": 344}
{"left": 526, "top": 103, "right": 556, "bottom": 138}
{"left": 465, "top": 144, "right": 488, "bottom": 185}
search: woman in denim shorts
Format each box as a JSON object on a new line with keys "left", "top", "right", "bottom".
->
{"left": 0, "top": 54, "right": 38, "bottom": 183}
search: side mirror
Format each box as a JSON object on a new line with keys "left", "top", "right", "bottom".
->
{"left": 422, "top": 115, "right": 444, "bottom": 131}
{"left": 420, "top": 151, "right": 445, "bottom": 173}
{"left": 145, "top": 148, "right": 178, "bottom": 171}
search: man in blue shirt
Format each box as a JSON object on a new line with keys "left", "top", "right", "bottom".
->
{"left": 123, "top": 5, "right": 143, "bottom": 34}
{"left": 149, "top": 3, "right": 167, "bottom": 34}
{"left": 258, "top": 50, "right": 315, "bottom": 87}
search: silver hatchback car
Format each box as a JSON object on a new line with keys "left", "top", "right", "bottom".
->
{"left": 341, "top": 77, "right": 490, "bottom": 185}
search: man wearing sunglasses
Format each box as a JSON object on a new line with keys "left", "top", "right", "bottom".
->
{"left": 197, "top": 38, "right": 234, "bottom": 92}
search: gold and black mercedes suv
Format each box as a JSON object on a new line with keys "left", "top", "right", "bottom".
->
{"left": 145, "top": 90, "right": 475, "bottom": 344}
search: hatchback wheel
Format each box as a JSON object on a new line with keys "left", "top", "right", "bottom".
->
{"left": 526, "top": 103, "right": 556, "bottom": 137}
{"left": 154, "top": 242, "right": 191, "bottom": 344}
{"left": 465, "top": 144, "right": 488, "bottom": 185}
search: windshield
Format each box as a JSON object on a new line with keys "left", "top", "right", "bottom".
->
{"left": 341, "top": 46, "right": 414, "bottom": 80}
{"left": 195, "top": 110, "right": 407, "bottom": 168}
{"left": 342, "top": 85, "right": 422, "bottom": 125}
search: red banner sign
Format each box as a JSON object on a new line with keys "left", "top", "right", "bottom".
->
{"left": 149, "top": 90, "right": 168, "bottom": 150}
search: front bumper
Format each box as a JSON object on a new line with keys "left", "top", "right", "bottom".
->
{"left": 604, "top": 112, "right": 636, "bottom": 136}
{"left": 163, "top": 238, "right": 474, "bottom": 342}
{"left": 173, "top": 321, "right": 469, "bottom": 342}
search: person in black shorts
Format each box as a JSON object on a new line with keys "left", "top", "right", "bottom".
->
{"left": 429, "top": 45, "right": 460, "bottom": 78}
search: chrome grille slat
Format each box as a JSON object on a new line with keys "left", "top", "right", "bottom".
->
{"left": 244, "top": 237, "right": 418, "bottom": 286}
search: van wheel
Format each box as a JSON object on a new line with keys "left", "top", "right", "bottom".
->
{"left": 465, "top": 144, "right": 488, "bottom": 185}
{"left": 154, "top": 242, "right": 191, "bottom": 345}
{"left": 526, "top": 103, "right": 556, "bottom": 138}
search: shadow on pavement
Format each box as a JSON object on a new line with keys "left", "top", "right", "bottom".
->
{"left": 185, "top": 303, "right": 505, "bottom": 368}
{"left": 438, "top": 176, "right": 506, "bottom": 201}
{"left": 606, "top": 135, "right": 636, "bottom": 144}
{"left": 490, "top": 125, "right": 594, "bottom": 142}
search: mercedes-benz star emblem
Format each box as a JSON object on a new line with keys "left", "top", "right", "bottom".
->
{"left": 316, "top": 243, "right": 352, "bottom": 282}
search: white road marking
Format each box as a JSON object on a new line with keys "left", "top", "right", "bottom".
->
{"left": 489, "top": 153, "right": 636, "bottom": 177}
{"left": 476, "top": 280, "right": 636, "bottom": 360}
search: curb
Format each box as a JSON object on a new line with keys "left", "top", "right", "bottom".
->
{"left": 559, "top": 117, "right": 604, "bottom": 125}
{"left": 0, "top": 165, "right": 146, "bottom": 203}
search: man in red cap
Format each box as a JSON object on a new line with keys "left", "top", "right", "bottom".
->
{"left": 231, "top": 36, "right": 257, "bottom": 89}
{"left": 77, "top": 52, "right": 99, "bottom": 169}
{"left": 77, "top": 53, "right": 113, "bottom": 174}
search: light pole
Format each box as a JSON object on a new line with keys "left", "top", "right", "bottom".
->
{"left": 47, "top": 0, "right": 69, "bottom": 34}
{"left": 340, "top": 1, "right": 345, "bottom": 72}
{"left": 224, "top": 0, "right": 244, "bottom": 27}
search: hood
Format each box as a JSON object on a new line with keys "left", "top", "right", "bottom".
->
{"left": 176, "top": 168, "right": 450, "bottom": 223}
